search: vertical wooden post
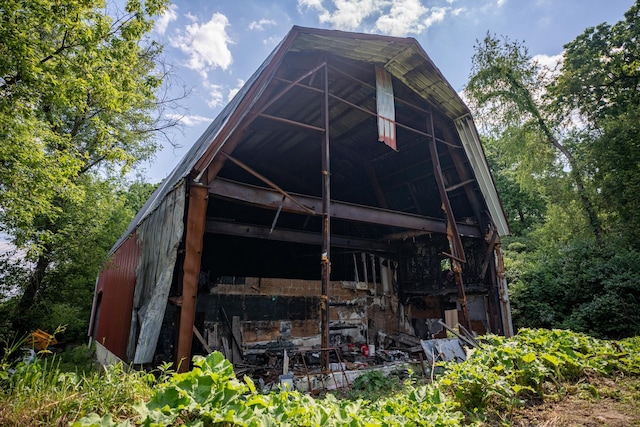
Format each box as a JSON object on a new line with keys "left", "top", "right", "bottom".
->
{"left": 320, "top": 62, "right": 331, "bottom": 371}
{"left": 176, "top": 182, "right": 209, "bottom": 372}
{"left": 427, "top": 110, "right": 472, "bottom": 332}
{"left": 494, "top": 236, "right": 514, "bottom": 337}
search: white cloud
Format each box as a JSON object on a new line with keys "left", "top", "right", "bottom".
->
{"left": 298, "top": 0, "right": 325, "bottom": 11}
{"left": 533, "top": 53, "right": 563, "bottom": 69}
{"left": 170, "top": 13, "right": 233, "bottom": 77}
{"left": 262, "top": 35, "right": 282, "bottom": 45}
{"left": 533, "top": 53, "right": 563, "bottom": 86}
{"left": 165, "top": 113, "right": 212, "bottom": 127}
{"left": 249, "top": 19, "right": 277, "bottom": 31}
{"left": 423, "top": 6, "right": 447, "bottom": 27}
{"left": 375, "top": 0, "right": 429, "bottom": 36}
{"left": 299, "top": 0, "right": 460, "bottom": 36}
{"left": 228, "top": 79, "right": 246, "bottom": 102}
{"left": 496, "top": 0, "right": 508, "bottom": 7}
{"left": 299, "top": 0, "right": 389, "bottom": 31}
{"left": 155, "top": 4, "right": 178, "bottom": 35}
{"left": 0, "top": 240, "right": 15, "bottom": 256}
{"left": 204, "top": 82, "right": 225, "bottom": 108}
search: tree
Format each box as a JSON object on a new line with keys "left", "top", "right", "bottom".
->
{"left": 470, "top": 1, "right": 640, "bottom": 338}
{"left": 508, "top": 237, "right": 640, "bottom": 339}
{"left": 0, "top": 178, "right": 159, "bottom": 340}
{"left": 0, "top": 0, "right": 175, "bottom": 333}
{"left": 466, "top": 33, "right": 603, "bottom": 243}
{"left": 483, "top": 136, "right": 546, "bottom": 236}
{"left": 550, "top": 1, "right": 640, "bottom": 246}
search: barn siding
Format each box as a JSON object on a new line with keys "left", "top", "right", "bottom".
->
{"left": 130, "top": 181, "right": 186, "bottom": 364}
{"left": 93, "top": 234, "right": 141, "bottom": 361}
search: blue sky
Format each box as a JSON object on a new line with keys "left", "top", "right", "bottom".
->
{"left": 145, "top": 0, "right": 635, "bottom": 183}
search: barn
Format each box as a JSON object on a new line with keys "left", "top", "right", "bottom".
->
{"left": 88, "top": 26, "right": 512, "bottom": 374}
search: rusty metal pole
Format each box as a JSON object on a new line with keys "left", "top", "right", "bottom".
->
{"left": 320, "top": 62, "right": 331, "bottom": 371}
{"left": 176, "top": 182, "right": 209, "bottom": 372}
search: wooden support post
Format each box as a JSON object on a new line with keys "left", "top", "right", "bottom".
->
{"left": 176, "top": 183, "right": 209, "bottom": 372}
{"left": 320, "top": 62, "right": 331, "bottom": 371}
{"left": 494, "top": 236, "right": 514, "bottom": 337}
{"left": 427, "top": 110, "right": 472, "bottom": 332}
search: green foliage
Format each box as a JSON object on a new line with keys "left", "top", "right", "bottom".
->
{"left": 345, "top": 368, "right": 404, "bottom": 401}
{"left": 508, "top": 237, "right": 640, "bottom": 338}
{"left": 0, "top": 336, "right": 154, "bottom": 426}
{"left": 2, "top": 179, "right": 159, "bottom": 341}
{"left": 74, "top": 351, "right": 463, "bottom": 427}
{"left": 548, "top": 0, "right": 640, "bottom": 246}
{"left": 0, "top": 0, "right": 170, "bottom": 236}
{"left": 0, "top": 0, "right": 175, "bottom": 338}
{"left": 482, "top": 136, "right": 546, "bottom": 235}
{"left": 551, "top": 1, "right": 640, "bottom": 122}
{"left": 467, "top": 32, "right": 603, "bottom": 242}
{"left": 469, "top": 2, "right": 640, "bottom": 337}
{"left": 3, "top": 331, "right": 640, "bottom": 426}
{"left": 439, "top": 328, "right": 640, "bottom": 420}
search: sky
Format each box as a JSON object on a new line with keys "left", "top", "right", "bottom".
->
{"left": 144, "top": 0, "right": 635, "bottom": 183}
{"left": 0, "top": 0, "right": 634, "bottom": 256}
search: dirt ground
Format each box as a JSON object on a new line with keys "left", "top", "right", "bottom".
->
{"left": 503, "top": 376, "right": 640, "bottom": 427}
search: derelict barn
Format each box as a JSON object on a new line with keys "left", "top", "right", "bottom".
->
{"left": 88, "top": 26, "right": 512, "bottom": 374}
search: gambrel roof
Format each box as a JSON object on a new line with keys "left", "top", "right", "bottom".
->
{"left": 113, "top": 26, "right": 508, "bottom": 254}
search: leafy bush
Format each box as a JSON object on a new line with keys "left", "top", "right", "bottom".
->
{"left": 438, "top": 328, "right": 640, "bottom": 420}
{"left": 508, "top": 237, "right": 640, "bottom": 339}
{"left": 76, "top": 351, "right": 463, "bottom": 427}
{"left": 345, "top": 368, "right": 405, "bottom": 401}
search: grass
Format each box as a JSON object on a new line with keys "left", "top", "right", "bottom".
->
{"left": 0, "top": 342, "right": 155, "bottom": 426}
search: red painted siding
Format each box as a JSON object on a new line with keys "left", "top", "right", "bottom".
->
{"left": 93, "top": 234, "right": 140, "bottom": 361}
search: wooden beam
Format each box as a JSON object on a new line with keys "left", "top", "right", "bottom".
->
{"left": 427, "top": 110, "right": 471, "bottom": 332}
{"left": 176, "top": 183, "right": 209, "bottom": 372}
{"left": 208, "top": 178, "right": 483, "bottom": 237}
{"left": 205, "top": 220, "right": 389, "bottom": 251}
{"left": 219, "top": 152, "right": 316, "bottom": 215}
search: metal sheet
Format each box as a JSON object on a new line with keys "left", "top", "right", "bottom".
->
{"left": 131, "top": 181, "right": 186, "bottom": 364}
{"left": 455, "top": 116, "right": 510, "bottom": 236}
{"left": 93, "top": 234, "right": 141, "bottom": 361}
{"left": 375, "top": 66, "right": 396, "bottom": 151}
{"left": 421, "top": 338, "right": 467, "bottom": 364}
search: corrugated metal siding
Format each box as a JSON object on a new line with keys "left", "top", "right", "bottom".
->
{"left": 93, "top": 233, "right": 141, "bottom": 361}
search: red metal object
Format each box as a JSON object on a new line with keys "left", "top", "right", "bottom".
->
{"left": 361, "top": 344, "right": 370, "bottom": 357}
{"left": 93, "top": 234, "right": 141, "bottom": 361}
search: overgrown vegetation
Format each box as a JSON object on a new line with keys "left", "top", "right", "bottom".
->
{"left": 467, "top": 1, "right": 640, "bottom": 338}
{"left": 1, "top": 328, "right": 639, "bottom": 426}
